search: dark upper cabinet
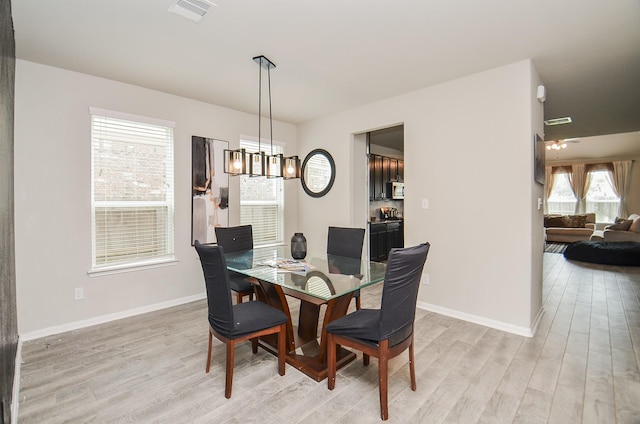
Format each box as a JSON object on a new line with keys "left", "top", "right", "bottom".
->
{"left": 369, "top": 154, "right": 385, "bottom": 200}
{"left": 387, "top": 159, "right": 398, "bottom": 183}
{"left": 369, "top": 154, "right": 404, "bottom": 199}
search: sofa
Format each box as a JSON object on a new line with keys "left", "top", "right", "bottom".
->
{"left": 600, "top": 214, "right": 640, "bottom": 242}
{"left": 544, "top": 213, "right": 596, "bottom": 243}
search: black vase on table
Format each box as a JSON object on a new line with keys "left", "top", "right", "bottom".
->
{"left": 291, "top": 233, "right": 307, "bottom": 259}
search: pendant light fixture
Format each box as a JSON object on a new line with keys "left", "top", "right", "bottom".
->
{"left": 224, "top": 55, "right": 300, "bottom": 179}
{"left": 254, "top": 55, "right": 278, "bottom": 178}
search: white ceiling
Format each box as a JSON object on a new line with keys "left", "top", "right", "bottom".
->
{"left": 11, "top": 0, "right": 640, "bottom": 141}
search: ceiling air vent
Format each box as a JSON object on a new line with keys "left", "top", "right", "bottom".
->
{"left": 544, "top": 116, "right": 572, "bottom": 126}
{"left": 168, "top": 0, "right": 216, "bottom": 22}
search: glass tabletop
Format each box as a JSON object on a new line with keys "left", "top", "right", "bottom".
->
{"left": 224, "top": 245, "right": 387, "bottom": 301}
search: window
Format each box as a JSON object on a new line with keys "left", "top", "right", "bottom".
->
{"left": 547, "top": 166, "right": 620, "bottom": 222}
{"left": 585, "top": 170, "right": 619, "bottom": 222}
{"left": 90, "top": 108, "right": 175, "bottom": 271}
{"left": 547, "top": 172, "right": 576, "bottom": 215}
{"left": 239, "top": 139, "right": 284, "bottom": 246}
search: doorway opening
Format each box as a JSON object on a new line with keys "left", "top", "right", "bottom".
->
{"left": 367, "top": 125, "right": 404, "bottom": 262}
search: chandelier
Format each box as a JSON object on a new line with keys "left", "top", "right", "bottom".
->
{"left": 224, "top": 55, "right": 300, "bottom": 179}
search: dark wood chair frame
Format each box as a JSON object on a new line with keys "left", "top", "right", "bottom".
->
{"left": 206, "top": 322, "right": 286, "bottom": 399}
{"left": 327, "top": 332, "right": 415, "bottom": 420}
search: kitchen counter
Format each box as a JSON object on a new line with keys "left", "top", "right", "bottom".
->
{"left": 369, "top": 218, "right": 403, "bottom": 224}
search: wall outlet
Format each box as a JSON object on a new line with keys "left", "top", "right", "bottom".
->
{"left": 422, "top": 274, "right": 430, "bottom": 285}
{"left": 74, "top": 287, "right": 84, "bottom": 300}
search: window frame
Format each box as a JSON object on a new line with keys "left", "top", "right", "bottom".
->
{"left": 88, "top": 108, "right": 176, "bottom": 276}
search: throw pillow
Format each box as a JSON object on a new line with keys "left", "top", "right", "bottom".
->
{"left": 630, "top": 217, "right": 640, "bottom": 233}
{"left": 545, "top": 215, "right": 567, "bottom": 228}
{"left": 565, "top": 214, "right": 587, "bottom": 228}
{"left": 607, "top": 219, "right": 633, "bottom": 231}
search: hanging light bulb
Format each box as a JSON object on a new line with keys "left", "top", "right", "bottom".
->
{"left": 545, "top": 140, "right": 569, "bottom": 151}
{"left": 282, "top": 155, "right": 301, "bottom": 179}
{"left": 224, "top": 147, "right": 248, "bottom": 176}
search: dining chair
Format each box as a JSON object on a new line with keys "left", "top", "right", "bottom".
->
{"left": 194, "top": 241, "right": 287, "bottom": 398}
{"left": 327, "top": 226, "right": 366, "bottom": 309}
{"left": 326, "top": 242, "right": 430, "bottom": 420}
{"left": 214, "top": 225, "right": 256, "bottom": 303}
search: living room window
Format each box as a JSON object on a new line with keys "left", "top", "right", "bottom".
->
{"left": 547, "top": 172, "right": 577, "bottom": 215}
{"left": 239, "top": 139, "right": 284, "bottom": 246}
{"left": 585, "top": 169, "right": 620, "bottom": 223}
{"left": 90, "top": 108, "right": 175, "bottom": 272}
{"left": 547, "top": 166, "right": 621, "bottom": 222}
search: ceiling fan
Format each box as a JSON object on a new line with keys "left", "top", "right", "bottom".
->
{"left": 545, "top": 138, "right": 581, "bottom": 150}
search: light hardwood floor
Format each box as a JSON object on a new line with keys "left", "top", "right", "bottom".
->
{"left": 17, "top": 253, "right": 640, "bottom": 423}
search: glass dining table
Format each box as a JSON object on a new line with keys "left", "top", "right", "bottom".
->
{"left": 224, "top": 245, "right": 387, "bottom": 381}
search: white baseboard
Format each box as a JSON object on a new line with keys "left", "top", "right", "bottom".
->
{"left": 11, "top": 337, "right": 22, "bottom": 424}
{"left": 417, "top": 301, "right": 538, "bottom": 337}
{"left": 20, "top": 292, "right": 206, "bottom": 341}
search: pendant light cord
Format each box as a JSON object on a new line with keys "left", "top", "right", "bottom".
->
{"left": 268, "top": 65, "right": 273, "bottom": 156}
{"left": 258, "top": 59, "right": 262, "bottom": 157}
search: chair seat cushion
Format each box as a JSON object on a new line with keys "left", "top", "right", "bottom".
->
{"left": 326, "top": 309, "right": 381, "bottom": 342}
{"left": 228, "top": 272, "right": 254, "bottom": 293}
{"left": 212, "top": 301, "right": 287, "bottom": 339}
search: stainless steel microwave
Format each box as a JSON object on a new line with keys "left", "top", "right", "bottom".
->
{"left": 387, "top": 182, "right": 404, "bottom": 199}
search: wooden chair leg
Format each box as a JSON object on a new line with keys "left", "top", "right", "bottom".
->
{"left": 251, "top": 337, "right": 258, "bottom": 353}
{"left": 363, "top": 353, "right": 370, "bottom": 366}
{"left": 225, "top": 340, "right": 235, "bottom": 399}
{"left": 327, "top": 333, "right": 337, "bottom": 390}
{"left": 378, "top": 340, "right": 389, "bottom": 421}
{"left": 206, "top": 330, "right": 213, "bottom": 373}
{"left": 277, "top": 323, "right": 286, "bottom": 376}
{"left": 236, "top": 292, "right": 243, "bottom": 304}
{"left": 355, "top": 295, "right": 361, "bottom": 310}
{"left": 409, "top": 337, "right": 416, "bottom": 391}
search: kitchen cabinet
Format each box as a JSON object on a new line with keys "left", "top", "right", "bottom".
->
{"left": 386, "top": 221, "right": 403, "bottom": 252}
{"left": 387, "top": 159, "right": 398, "bottom": 183}
{"left": 370, "top": 222, "right": 388, "bottom": 261}
{"left": 369, "top": 154, "right": 385, "bottom": 200}
{"left": 369, "top": 154, "right": 404, "bottom": 200}
{"left": 369, "top": 220, "right": 404, "bottom": 262}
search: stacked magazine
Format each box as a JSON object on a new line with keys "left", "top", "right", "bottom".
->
{"left": 261, "top": 258, "right": 308, "bottom": 272}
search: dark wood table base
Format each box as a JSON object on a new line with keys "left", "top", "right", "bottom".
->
{"left": 254, "top": 279, "right": 356, "bottom": 381}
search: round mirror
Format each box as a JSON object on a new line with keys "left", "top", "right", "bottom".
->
{"left": 301, "top": 149, "right": 335, "bottom": 198}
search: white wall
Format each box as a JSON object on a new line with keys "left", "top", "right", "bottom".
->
{"left": 298, "top": 60, "right": 544, "bottom": 334}
{"left": 14, "top": 60, "right": 299, "bottom": 336}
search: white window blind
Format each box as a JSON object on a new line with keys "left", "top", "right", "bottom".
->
{"left": 90, "top": 108, "right": 175, "bottom": 270}
{"left": 239, "top": 139, "right": 284, "bottom": 246}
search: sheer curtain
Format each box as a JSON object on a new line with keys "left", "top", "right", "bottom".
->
{"left": 569, "top": 164, "right": 587, "bottom": 214}
{"left": 544, "top": 166, "right": 554, "bottom": 214}
{"left": 610, "top": 160, "right": 633, "bottom": 218}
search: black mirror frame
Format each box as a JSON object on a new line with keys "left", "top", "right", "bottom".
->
{"left": 301, "top": 149, "right": 336, "bottom": 198}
